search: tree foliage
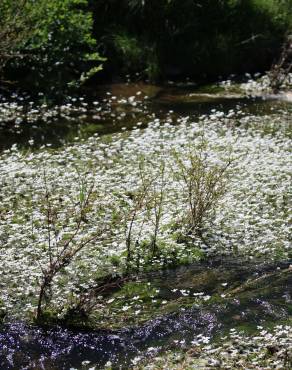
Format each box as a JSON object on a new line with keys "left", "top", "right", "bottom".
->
{"left": 0, "top": 0, "right": 33, "bottom": 78}
{"left": 1, "top": 0, "right": 291, "bottom": 90}
{"left": 0, "top": 0, "right": 103, "bottom": 94}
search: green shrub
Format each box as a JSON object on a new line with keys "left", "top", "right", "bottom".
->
{"left": 1, "top": 0, "right": 103, "bottom": 95}
{"left": 0, "top": 0, "right": 34, "bottom": 79}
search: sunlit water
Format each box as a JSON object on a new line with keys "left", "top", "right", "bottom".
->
{"left": 0, "top": 259, "right": 291, "bottom": 369}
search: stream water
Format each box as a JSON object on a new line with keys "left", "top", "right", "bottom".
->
{"left": 0, "top": 83, "right": 291, "bottom": 369}
{"left": 0, "top": 83, "right": 291, "bottom": 152}
{"left": 0, "top": 258, "right": 291, "bottom": 369}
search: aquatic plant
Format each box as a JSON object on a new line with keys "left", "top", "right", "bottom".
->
{"left": 0, "top": 89, "right": 290, "bottom": 321}
{"left": 136, "top": 325, "right": 292, "bottom": 369}
{"left": 147, "top": 161, "right": 167, "bottom": 257}
{"left": 122, "top": 161, "right": 154, "bottom": 273}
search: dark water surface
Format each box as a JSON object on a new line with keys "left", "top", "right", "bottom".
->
{"left": 0, "top": 259, "right": 291, "bottom": 369}
{"left": 0, "top": 83, "right": 291, "bottom": 152}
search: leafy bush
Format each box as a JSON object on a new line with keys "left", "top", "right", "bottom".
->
{"left": 174, "top": 147, "right": 231, "bottom": 238}
{"left": 1, "top": 0, "right": 103, "bottom": 95}
{"left": 0, "top": 0, "right": 34, "bottom": 80}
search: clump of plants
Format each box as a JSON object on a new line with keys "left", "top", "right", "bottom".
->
{"left": 173, "top": 143, "right": 232, "bottom": 243}
{"left": 32, "top": 170, "right": 111, "bottom": 321}
{"left": 30, "top": 145, "right": 231, "bottom": 323}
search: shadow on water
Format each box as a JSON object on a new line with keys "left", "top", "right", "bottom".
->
{"left": 0, "top": 258, "right": 291, "bottom": 369}
{"left": 0, "top": 83, "right": 291, "bottom": 152}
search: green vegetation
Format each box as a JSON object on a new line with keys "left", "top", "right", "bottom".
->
{"left": 0, "top": 1, "right": 291, "bottom": 368}
{"left": 31, "top": 147, "right": 226, "bottom": 321}
{"left": 94, "top": 0, "right": 292, "bottom": 81}
{"left": 1, "top": 0, "right": 292, "bottom": 95}
{"left": 0, "top": 0, "right": 103, "bottom": 95}
{"left": 135, "top": 325, "right": 292, "bottom": 369}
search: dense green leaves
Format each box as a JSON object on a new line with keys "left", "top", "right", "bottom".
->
{"left": 1, "top": 0, "right": 291, "bottom": 92}
{"left": 0, "top": 0, "right": 33, "bottom": 76}
{"left": 1, "top": 0, "right": 103, "bottom": 95}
